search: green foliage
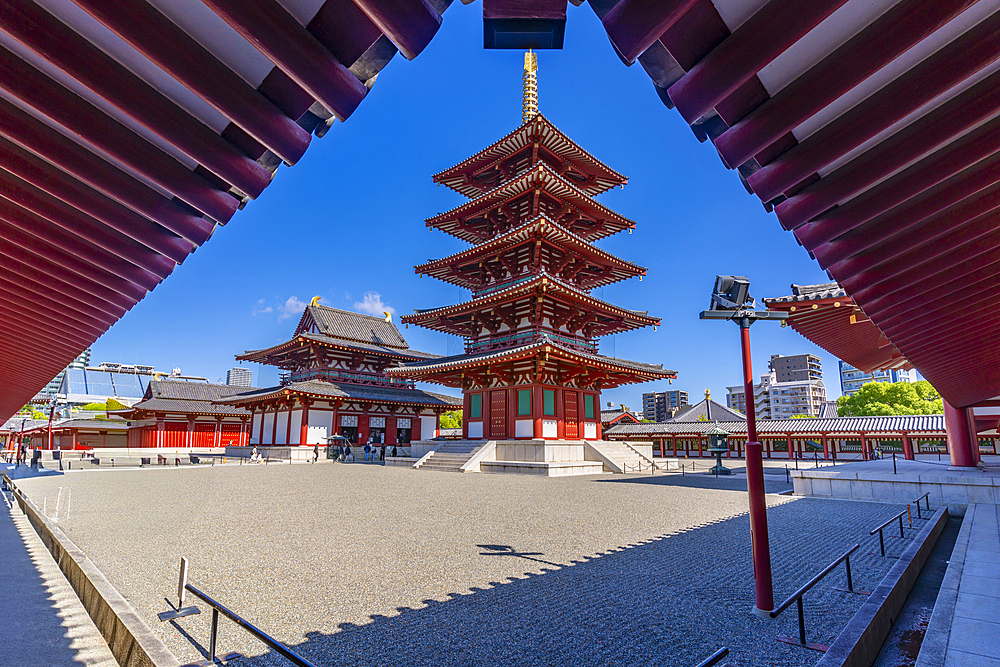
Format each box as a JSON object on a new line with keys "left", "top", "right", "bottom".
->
{"left": 439, "top": 410, "right": 462, "bottom": 429}
{"left": 106, "top": 398, "right": 127, "bottom": 411}
{"left": 837, "top": 380, "right": 943, "bottom": 417}
{"left": 697, "top": 414, "right": 709, "bottom": 421}
{"left": 791, "top": 414, "right": 814, "bottom": 419}
{"left": 30, "top": 410, "right": 45, "bottom": 420}
{"left": 640, "top": 419, "right": 654, "bottom": 423}
{"left": 81, "top": 402, "right": 108, "bottom": 411}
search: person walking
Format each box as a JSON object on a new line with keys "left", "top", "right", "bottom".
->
{"left": 345, "top": 443, "right": 353, "bottom": 462}
{"left": 380, "top": 444, "right": 386, "bottom": 464}
{"left": 364, "top": 441, "right": 372, "bottom": 463}
{"left": 312, "top": 443, "right": 319, "bottom": 464}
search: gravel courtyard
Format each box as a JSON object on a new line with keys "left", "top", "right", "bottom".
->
{"left": 16, "top": 463, "right": 921, "bottom": 667}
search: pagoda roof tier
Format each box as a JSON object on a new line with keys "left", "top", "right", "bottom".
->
{"left": 414, "top": 215, "right": 646, "bottom": 291}
{"left": 401, "top": 273, "right": 659, "bottom": 338}
{"left": 386, "top": 337, "right": 676, "bottom": 390}
{"left": 214, "top": 380, "right": 461, "bottom": 409}
{"left": 236, "top": 332, "right": 441, "bottom": 369}
{"left": 426, "top": 162, "right": 636, "bottom": 244}
{"left": 433, "top": 115, "right": 627, "bottom": 198}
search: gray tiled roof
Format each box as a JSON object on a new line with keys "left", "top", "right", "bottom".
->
{"left": 764, "top": 282, "right": 847, "bottom": 304}
{"left": 819, "top": 401, "right": 840, "bottom": 419}
{"left": 215, "top": 380, "right": 462, "bottom": 408}
{"left": 48, "top": 419, "right": 130, "bottom": 431}
{"left": 297, "top": 304, "right": 408, "bottom": 349}
{"left": 391, "top": 337, "right": 671, "bottom": 376}
{"left": 600, "top": 409, "right": 638, "bottom": 424}
{"left": 669, "top": 399, "right": 746, "bottom": 422}
{"left": 605, "top": 414, "right": 946, "bottom": 437}
{"left": 296, "top": 332, "right": 439, "bottom": 359}
{"left": 147, "top": 380, "right": 259, "bottom": 401}
{"left": 128, "top": 398, "right": 250, "bottom": 416}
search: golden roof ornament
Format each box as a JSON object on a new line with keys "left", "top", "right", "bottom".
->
{"left": 522, "top": 50, "right": 538, "bottom": 124}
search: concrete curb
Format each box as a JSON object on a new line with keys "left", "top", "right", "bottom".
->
{"left": 3, "top": 476, "right": 181, "bottom": 667}
{"left": 816, "top": 507, "right": 948, "bottom": 667}
{"left": 914, "top": 505, "right": 973, "bottom": 667}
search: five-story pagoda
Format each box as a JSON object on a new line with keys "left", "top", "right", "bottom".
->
{"left": 388, "top": 53, "right": 674, "bottom": 442}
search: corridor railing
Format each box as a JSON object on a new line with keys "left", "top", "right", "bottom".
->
{"left": 770, "top": 544, "right": 861, "bottom": 652}
{"left": 693, "top": 647, "right": 729, "bottom": 667}
{"left": 160, "top": 558, "right": 317, "bottom": 667}
{"left": 870, "top": 510, "right": 908, "bottom": 557}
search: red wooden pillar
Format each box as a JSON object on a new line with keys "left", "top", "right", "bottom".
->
{"left": 786, "top": 433, "right": 794, "bottom": 459}
{"left": 270, "top": 404, "right": 279, "bottom": 445}
{"left": 901, "top": 432, "right": 914, "bottom": 460}
{"left": 331, "top": 401, "right": 341, "bottom": 440}
{"left": 659, "top": 439, "right": 665, "bottom": 457}
{"left": 821, "top": 434, "right": 829, "bottom": 460}
{"left": 555, "top": 389, "right": 565, "bottom": 440}
{"left": 435, "top": 410, "right": 441, "bottom": 439}
{"left": 697, "top": 436, "right": 703, "bottom": 457}
{"left": 671, "top": 435, "right": 677, "bottom": 457}
{"left": 387, "top": 410, "right": 397, "bottom": 445}
{"left": 463, "top": 391, "right": 472, "bottom": 440}
{"left": 300, "top": 399, "right": 310, "bottom": 446}
{"left": 156, "top": 417, "right": 164, "bottom": 448}
{"left": 186, "top": 416, "right": 195, "bottom": 448}
{"left": 532, "top": 385, "right": 543, "bottom": 439}
{"left": 944, "top": 400, "right": 978, "bottom": 468}
{"left": 507, "top": 386, "right": 516, "bottom": 439}
{"left": 258, "top": 408, "right": 266, "bottom": 444}
{"left": 359, "top": 403, "right": 371, "bottom": 444}
{"left": 860, "top": 433, "right": 868, "bottom": 461}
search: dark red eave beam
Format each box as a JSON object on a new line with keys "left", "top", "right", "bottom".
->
{"left": 715, "top": 0, "right": 975, "bottom": 170}
{"left": 667, "top": 0, "right": 850, "bottom": 124}
{"left": 202, "top": 0, "right": 368, "bottom": 122}
{"left": 354, "top": 0, "right": 441, "bottom": 61}
{"left": 602, "top": 0, "right": 700, "bottom": 63}
{"left": 748, "top": 10, "right": 1000, "bottom": 202}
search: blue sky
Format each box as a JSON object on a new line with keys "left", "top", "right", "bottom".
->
{"left": 91, "top": 3, "right": 841, "bottom": 405}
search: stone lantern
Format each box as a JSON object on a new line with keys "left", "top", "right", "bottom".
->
{"left": 705, "top": 422, "right": 731, "bottom": 475}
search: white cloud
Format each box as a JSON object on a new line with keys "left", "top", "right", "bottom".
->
{"left": 278, "top": 296, "right": 307, "bottom": 321}
{"left": 252, "top": 299, "right": 273, "bottom": 316}
{"left": 354, "top": 291, "right": 395, "bottom": 317}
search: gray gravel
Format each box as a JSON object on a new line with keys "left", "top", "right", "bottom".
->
{"left": 15, "top": 463, "right": 927, "bottom": 667}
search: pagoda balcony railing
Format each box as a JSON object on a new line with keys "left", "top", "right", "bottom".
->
{"left": 280, "top": 369, "right": 415, "bottom": 390}
{"left": 472, "top": 275, "right": 536, "bottom": 299}
{"left": 466, "top": 329, "right": 598, "bottom": 355}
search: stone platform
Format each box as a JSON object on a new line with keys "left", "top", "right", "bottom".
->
{"left": 792, "top": 458, "right": 1000, "bottom": 515}
{"left": 409, "top": 439, "right": 655, "bottom": 476}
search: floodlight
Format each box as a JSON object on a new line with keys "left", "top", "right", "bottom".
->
{"left": 709, "top": 275, "right": 752, "bottom": 311}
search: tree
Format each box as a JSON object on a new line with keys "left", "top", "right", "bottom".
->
{"left": 81, "top": 402, "right": 107, "bottom": 411}
{"left": 837, "top": 380, "right": 943, "bottom": 417}
{"left": 439, "top": 410, "right": 462, "bottom": 429}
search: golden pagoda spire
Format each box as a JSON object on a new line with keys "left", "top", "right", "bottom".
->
{"left": 522, "top": 50, "right": 538, "bottom": 124}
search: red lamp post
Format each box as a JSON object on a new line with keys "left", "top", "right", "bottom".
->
{"left": 702, "top": 276, "right": 788, "bottom": 616}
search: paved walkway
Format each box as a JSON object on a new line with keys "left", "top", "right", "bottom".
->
{"left": 918, "top": 504, "right": 1000, "bottom": 667}
{"left": 0, "top": 466, "right": 118, "bottom": 667}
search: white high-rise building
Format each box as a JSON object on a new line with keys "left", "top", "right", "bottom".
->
{"left": 226, "top": 367, "right": 252, "bottom": 387}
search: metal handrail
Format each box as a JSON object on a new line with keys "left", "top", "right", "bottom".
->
{"left": 770, "top": 544, "right": 860, "bottom": 646}
{"left": 694, "top": 647, "right": 729, "bottom": 667}
{"left": 914, "top": 492, "right": 931, "bottom": 519}
{"left": 869, "top": 510, "right": 907, "bottom": 557}
{"left": 184, "top": 583, "right": 317, "bottom": 667}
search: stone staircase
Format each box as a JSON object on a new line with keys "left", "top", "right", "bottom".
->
{"left": 587, "top": 441, "right": 651, "bottom": 473}
{"left": 415, "top": 441, "right": 487, "bottom": 472}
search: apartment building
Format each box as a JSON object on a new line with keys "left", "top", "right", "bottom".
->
{"left": 642, "top": 390, "right": 689, "bottom": 422}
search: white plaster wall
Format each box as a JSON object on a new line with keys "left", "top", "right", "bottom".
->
{"left": 420, "top": 415, "right": 437, "bottom": 439}
{"left": 583, "top": 422, "right": 597, "bottom": 439}
{"left": 468, "top": 421, "right": 484, "bottom": 438}
{"left": 542, "top": 420, "right": 557, "bottom": 438}
{"left": 274, "top": 411, "right": 288, "bottom": 445}
{"left": 288, "top": 409, "right": 302, "bottom": 445}
{"left": 515, "top": 420, "right": 533, "bottom": 438}
{"left": 261, "top": 412, "right": 274, "bottom": 444}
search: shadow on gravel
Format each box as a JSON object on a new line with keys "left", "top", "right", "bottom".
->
{"left": 593, "top": 472, "right": 791, "bottom": 494}
{"left": 220, "top": 499, "right": 923, "bottom": 667}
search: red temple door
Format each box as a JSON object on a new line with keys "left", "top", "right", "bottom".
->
{"left": 564, "top": 390, "right": 579, "bottom": 439}
{"left": 489, "top": 390, "right": 508, "bottom": 439}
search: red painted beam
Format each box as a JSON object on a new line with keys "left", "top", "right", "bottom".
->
{"left": 0, "top": 98, "right": 216, "bottom": 244}
{"left": 0, "top": 339, "right": 81, "bottom": 367}
{"left": 886, "top": 308, "right": 1000, "bottom": 354}
{"left": 0, "top": 272, "right": 123, "bottom": 323}
{"left": 748, "top": 10, "right": 1000, "bottom": 202}
{"left": 0, "top": 206, "right": 159, "bottom": 293}
{"left": 0, "top": 312, "right": 97, "bottom": 352}
{"left": 202, "top": 0, "right": 367, "bottom": 121}
{"left": 0, "top": 0, "right": 272, "bottom": 199}
{"left": 0, "top": 172, "right": 176, "bottom": 280}
{"left": 814, "top": 175, "right": 1000, "bottom": 271}
{"left": 781, "top": 111, "right": 1000, "bottom": 233}
{"left": 0, "top": 300, "right": 106, "bottom": 341}
{"left": 0, "top": 258, "right": 130, "bottom": 320}
{"left": 72, "top": 0, "right": 310, "bottom": 167}
{"left": 0, "top": 137, "right": 194, "bottom": 263}
{"left": 715, "top": 0, "right": 973, "bottom": 169}
{"left": 871, "top": 261, "right": 1000, "bottom": 331}
{"left": 354, "top": 0, "right": 441, "bottom": 61}
{"left": 794, "top": 140, "right": 1000, "bottom": 249}
{"left": 776, "top": 66, "right": 1000, "bottom": 227}
{"left": 832, "top": 211, "right": 1000, "bottom": 295}
{"left": 0, "top": 238, "right": 138, "bottom": 314}
{"left": 668, "top": 0, "right": 849, "bottom": 123}
{"left": 0, "top": 45, "right": 239, "bottom": 223}
{"left": 602, "top": 0, "right": 700, "bottom": 63}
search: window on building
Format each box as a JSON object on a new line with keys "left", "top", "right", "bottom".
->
{"left": 544, "top": 390, "right": 555, "bottom": 416}
{"left": 584, "top": 394, "right": 595, "bottom": 419}
{"left": 470, "top": 394, "right": 482, "bottom": 418}
{"left": 518, "top": 390, "right": 531, "bottom": 416}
